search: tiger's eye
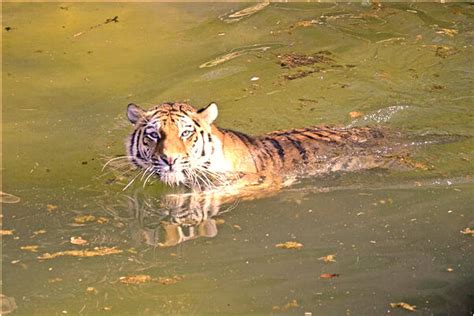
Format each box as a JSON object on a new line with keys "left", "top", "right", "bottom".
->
{"left": 181, "top": 130, "right": 193, "bottom": 138}
{"left": 148, "top": 132, "right": 159, "bottom": 140}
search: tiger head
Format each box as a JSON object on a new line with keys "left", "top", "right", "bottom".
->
{"left": 126, "top": 102, "right": 220, "bottom": 188}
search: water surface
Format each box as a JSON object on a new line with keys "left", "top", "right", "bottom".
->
{"left": 2, "top": 2, "right": 473, "bottom": 315}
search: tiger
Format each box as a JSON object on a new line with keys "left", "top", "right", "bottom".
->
{"left": 125, "top": 101, "right": 404, "bottom": 192}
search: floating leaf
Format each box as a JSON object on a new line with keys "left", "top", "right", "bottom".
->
{"left": 20, "top": 245, "right": 39, "bottom": 252}
{"left": 221, "top": 1, "right": 270, "bottom": 23}
{"left": 319, "top": 273, "right": 339, "bottom": 279}
{"left": 74, "top": 215, "right": 96, "bottom": 224}
{"left": 318, "top": 254, "right": 337, "bottom": 263}
{"left": 33, "top": 229, "right": 46, "bottom": 235}
{"left": 390, "top": 302, "right": 416, "bottom": 312}
{"left": 435, "top": 28, "right": 458, "bottom": 37}
{"left": 96, "top": 217, "right": 109, "bottom": 224}
{"left": 275, "top": 241, "right": 303, "bottom": 249}
{"left": 48, "top": 277, "right": 63, "bottom": 283}
{"left": 0, "top": 230, "right": 14, "bottom": 236}
{"left": 37, "top": 247, "right": 122, "bottom": 260}
{"left": 233, "top": 224, "right": 242, "bottom": 231}
{"left": 46, "top": 204, "right": 58, "bottom": 212}
{"left": 119, "top": 274, "right": 152, "bottom": 285}
{"left": 0, "top": 294, "right": 17, "bottom": 314}
{"left": 0, "top": 191, "right": 20, "bottom": 204}
{"left": 70, "top": 236, "right": 88, "bottom": 245}
{"left": 158, "top": 275, "right": 183, "bottom": 285}
{"left": 272, "top": 299, "right": 299, "bottom": 311}
{"left": 86, "top": 287, "right": 98, "bottom": 294}
{"left": 460, "top": 228, "right": 474, "bottom": 236}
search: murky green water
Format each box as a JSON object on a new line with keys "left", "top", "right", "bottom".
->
{"left": 2, "top": 2, "right": 473, "bottom": 315}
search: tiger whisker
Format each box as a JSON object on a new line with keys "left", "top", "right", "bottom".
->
{"left": 143, "top": 170, "right": 156, "bottom": 188}
{"left": 140, "top": 166, "right": 154, "bottom": 181}
{"left": 102, "top": 155, "right": 135, "bottom": 172}
{"left": 123, "top": 168, "right": 146, "bottom": 191}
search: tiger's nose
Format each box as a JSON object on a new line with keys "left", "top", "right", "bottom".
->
{"left": 160, "top": 155, "right": 177, "bottom": 166}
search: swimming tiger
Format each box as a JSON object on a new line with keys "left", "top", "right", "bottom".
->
{"left": 126, "top": 101, "right": 402, "bottom": 191}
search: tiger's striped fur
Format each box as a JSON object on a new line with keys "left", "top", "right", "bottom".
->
{"left": 126, "top": 102, "right": 399, "bottom": 190}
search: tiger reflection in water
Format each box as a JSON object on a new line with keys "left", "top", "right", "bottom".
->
{"left": 112, "top": 101, "right": 410, "bottom": 247}
{"left": 125, "top": 188, "right": 272, "bottom": 248}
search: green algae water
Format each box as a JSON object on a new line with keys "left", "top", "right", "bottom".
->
{"left": 2, "top": 2, "right": 473, "bottom": 315}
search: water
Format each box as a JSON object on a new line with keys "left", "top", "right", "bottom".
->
{"left": 2, "top": 2, "right": 473, "bottom": 315}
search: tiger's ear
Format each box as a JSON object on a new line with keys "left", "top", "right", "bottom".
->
{"left": 127, "top": 103, "right": 145, "bottom": 124}
{"left": 197, "top": 102, "right": 218, "bottom": 124}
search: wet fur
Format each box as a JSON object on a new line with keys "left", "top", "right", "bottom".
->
{"left": 126, "top": 102, "right": 400, "bottom": 190}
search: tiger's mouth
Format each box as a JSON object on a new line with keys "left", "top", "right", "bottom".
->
{"left": 158, "top": 169, "right": 187, "bottom": 186}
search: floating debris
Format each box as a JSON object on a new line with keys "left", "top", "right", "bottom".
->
{"left": 119, "top": 274, "right": 183, "bottom": 285}
{"left": 72, "top": 16, "right": 119, "bottom": 38}
{"left": 48, "top": 277, "right": 63, "bottom": 283}
{"left": 86, "top": 287, "right": 98, "bottom": 294}
{"left": 290, "top": 20, "right": 319, "bottom": 29}
{"left": 279, "top": 51, "right": 334, "bottom": 69}
{"left": 434, "top": 45, "right": 459, "bottom": 58}
{"left": 460, "top": 228, "right": 474, "bottom": 236}
{"left": 70, "top": 236, "right": 88, "bottom": 245}
{"left": 318, "top": 254, "right": 337, "bottom": 263}
{"left": 319, "top": 273, "right": 339, "bottom": 279}
{"left": 0, "top": 294, "right": 17, "bottom": 315}
{"left": 250, "top": 76, "right": 260, "bottom": 81}
{"left": 74, "top": 215, "right": 109, "bottom": 225}
{"left": 220, "top": 1, "right": 270, "bottom": 23}
{"left": 272, "top": 299, "right": 299, "bottom": 312}
{"left": 74, "top": 215, "right": 96, "bottom": 223}
{"left": 0, "top": 230, "right": 14, "bottom": 236}
{"left": 96, "top": 217, "right": 109, "bottom": 224}
{"left": 435, "top": 27, "right": 458, "bottom": 37}
{"left": 390, "top": 302, "right": 416, "bottom": 312}
{"left": 47, "top": 204, "right": 58, "bottom": 212}
{"left": 275, "top": 241, "right": 303, "bottom": 249}
{"left": 38, "top": 247, "right": 122, "bottom": 260}
{"left": 284, "top": 68, "right": 320, "bottom": 80}
{"left": 158, "top": 275, "right": 183, "bottom": 285}
{"left": 104, "top": 16, "right": 119, "bottom": 24}
{"left": 233, "top": 224, "right": 242, "bottom": 231}
{"left": 199, "top": 45, "right": 274, "bottom": 68}
{"left": 120, "top": 274, "right": 152, "bottom": 285}
{"left": 0, "top": 191, "right": 20, "bottom": 204}
{"left": 20, "top": 245, "right": 39, "bottom": 252}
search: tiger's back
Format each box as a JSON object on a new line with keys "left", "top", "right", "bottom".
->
{"left": 219, "top": 125, "right": 396, "bottom": 178}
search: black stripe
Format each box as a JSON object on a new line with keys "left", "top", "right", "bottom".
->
{"left": 200, "top": 131, "right": 206, "bottom": 157}
{"left": 208, "top": 134, "right": 214, "bottom": 155}
{"left": 260, "top": 140, "right": 276, "bottom": 167}
{"left": 134, "top": 130, "right": 144, "bottom": 160}
{"left": 300, "top": 131, "right": 321, "bottom": 141}
{"left": 287, "top": 136, "right": 308, "bottom": 163}
{"left": 192, "top": 119, "right": 201, "bottom": 128}
{"left": 129, "top": 130, "right": 138, "bottom": 157}
{"left": 229, "top": 130, "right": 255, "bottom": 145}
{"left": 266, "top": 138, "right": 285, "bottom": 163}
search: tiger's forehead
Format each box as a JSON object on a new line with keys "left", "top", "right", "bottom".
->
{"left": 150, "top": 103, "right": 197, "bottom": 115}
{"left": 146, "top": 103, "right": 197, "bottom": 127}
